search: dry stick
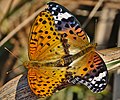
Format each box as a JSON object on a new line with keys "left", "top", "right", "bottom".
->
{"left": 0, "top": 0, "right": 13, "bottom": 24}
{"left": 0, "top": 5, "right": 47, "bottom": 47}
{"left": 82, "top": 0, "right": 104, "bottom": 29}
{"left": 108, "top": 62, "right": 120, "bottom": 73}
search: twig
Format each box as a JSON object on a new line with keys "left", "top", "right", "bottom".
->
{"left": 0, "top": 0, "right": 13, "bottom": 23}
{"left": 0, "top": 5, "right": 47, "bottom": 47}
{"left": 82, "top": 0, "right": 104, "bottom": 28}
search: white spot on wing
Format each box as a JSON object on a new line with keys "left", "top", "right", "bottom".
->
{"left": 91, "top": 71, "right": 107, "bottom": 85}
{"left": 89, "top": 78, "right": 92, "bottom": 81}
{"left": 99, "top": 84, "right": 103, "bottom": 87}
{"left": 53, "top": 12, "right": 72, "bottom": 21}
{"left": 52, "top": 7, "right": 57, "bottom": 10}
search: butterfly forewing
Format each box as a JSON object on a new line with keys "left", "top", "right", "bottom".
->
{"left": 28, "top": 10, "right": 67, "bottom": 61}
{"left": 47, "top": 2, "right": 90, "bottom": 54}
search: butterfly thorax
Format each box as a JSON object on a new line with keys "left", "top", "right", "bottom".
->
{"left": 23, "top": 60, "right": 57, "bottom": 69}
{"left": 23, "top": 61, "right": 38, "bottom": 69}
{"left": 23, "top": 61, "right": 42, "bottom": 69}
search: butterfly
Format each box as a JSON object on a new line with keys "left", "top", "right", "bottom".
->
{"left": 23, "top": 2, "right": 108, "bottom": 98}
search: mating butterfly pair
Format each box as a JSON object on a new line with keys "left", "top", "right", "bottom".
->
{"left": 23, "top": 2, "right": 108, "bottom": 98}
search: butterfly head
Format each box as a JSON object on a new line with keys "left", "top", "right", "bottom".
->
{"left": 23, "top": 61, "right": 30, "bottom": 68}
{"left": 23, "top": 61, "right": 34, "bottom": 69}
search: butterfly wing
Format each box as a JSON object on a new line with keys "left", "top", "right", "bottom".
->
{"left": 68, "top": 51, "right": 108, "bottom": 93}
{"left": 47, "top": 2, "right": 90, "bottom": 54}
{"left": 28, "top": 10, "right": 68, "bottom": 61}
{"left": 28, "top": 66, "right": 71, "bottom": 98}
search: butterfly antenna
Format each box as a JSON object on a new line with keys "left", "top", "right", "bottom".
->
{"left": 4, "top": 47, "right": 24, "bottom": 74}
{"left": 92, "top": 18, "right": 98, "bottom": 43}
{"left": 6, "top": 65, "right": 23, "bottom": 74}
{"left": 4, "top": 47, "right": 23, "bottom": 63}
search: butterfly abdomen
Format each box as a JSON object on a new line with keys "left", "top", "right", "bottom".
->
{"left": 55, "top": 44, "right": 96, "bottom": 67}
{"left": 72, "top": 43, "right": 96, "bottom": 60}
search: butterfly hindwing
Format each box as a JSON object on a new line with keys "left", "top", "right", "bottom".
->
{"left": 68, "top": 51, "right": 108, "bottom": 93}
{"left": 28, "top": 66, "right": 71, "bottom": 98}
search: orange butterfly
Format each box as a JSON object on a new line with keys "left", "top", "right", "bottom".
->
{"left": 23, "top": 2, "right": 108, "bottom": 98}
